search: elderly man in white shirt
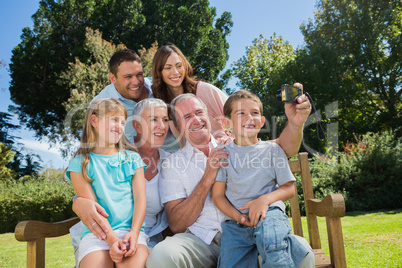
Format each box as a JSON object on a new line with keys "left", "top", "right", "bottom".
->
{"left": 146, "top": 93, "right": 229, "bottom": 267}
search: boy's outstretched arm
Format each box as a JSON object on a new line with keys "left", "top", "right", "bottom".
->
{"left": 271, "top": 83, "right": 311, "bottom": 157}
{"left": 212, "top": 181, "right": 251, "bottom": 226}
{"left": 239, "top": 181, "right": 295, "bottom": 227}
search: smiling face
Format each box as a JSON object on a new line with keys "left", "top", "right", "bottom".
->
{"left": 92, "top": 111, "right": 126, "bottom": 148}
{"left": 136, "top": 106, "right": 169, "bottom": 148}
{"left": 161, "top": 52, "right": 185, "bottom": 97}
{"left": 230, "top": 99, "right": 265, "bottom": 146}
{"left": 109, "top": 61, "right": 145, "bottom": 102}
{"left": 175, "top": 97, "right": 211, "bottom": 146}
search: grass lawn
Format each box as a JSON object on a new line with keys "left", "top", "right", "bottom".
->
{"left": 0, "top": 209, "right": 401, "bottom": 267}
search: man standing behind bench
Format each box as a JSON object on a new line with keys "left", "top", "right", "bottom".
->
{"left": 92, "top": 48, "right": 153, "bottom": 140}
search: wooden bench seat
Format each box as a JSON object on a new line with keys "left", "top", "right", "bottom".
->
{"left": 15, "top": 152, "right": 347, "bottom": 267}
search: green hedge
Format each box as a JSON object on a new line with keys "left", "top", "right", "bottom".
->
{"left": 308, "top": 131, "right": 402, "bottom": 212}
{"left": 0, "top": 174, "right": 76, "bottom": 233}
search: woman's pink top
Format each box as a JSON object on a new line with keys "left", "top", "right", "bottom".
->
{"left": 195, "top": 82, "right": 229, "bottom": 138}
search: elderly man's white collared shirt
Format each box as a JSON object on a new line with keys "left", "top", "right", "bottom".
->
{"left": 159, "top": 137, "right": 225, "bottom": 245}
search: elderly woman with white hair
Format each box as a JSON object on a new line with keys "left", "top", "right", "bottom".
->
{"left": 131, "top": 98, "right": 171, "bottom": 248}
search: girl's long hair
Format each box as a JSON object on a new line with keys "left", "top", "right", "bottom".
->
{"left": 71, "top": 98, "right": 136, "bottom": 182}
{"left": 152, "top": 44, "right": 199, "bottom": 104}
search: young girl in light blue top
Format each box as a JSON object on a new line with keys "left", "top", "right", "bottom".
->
{"left": 66, "top": 98, "right": 148, "bottom": 268}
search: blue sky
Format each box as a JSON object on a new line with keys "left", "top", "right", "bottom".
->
{"left": 0, "top": 0, "right": 317, "bottom": 169}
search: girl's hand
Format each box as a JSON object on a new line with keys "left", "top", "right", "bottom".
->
{"left": 109, "top": 239, "right": 127, "bottom": 263}
{"left": 239, "top": 196, "right": 269, "bottom": 228}
{"left": 123, "top": 231, "right": 139, "bottom": 257}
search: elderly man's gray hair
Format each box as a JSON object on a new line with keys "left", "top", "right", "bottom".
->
{"left": 170, "top": 93, "right": 208, "bottom": 125}
{"left": 132, "top": 98, "right": 167, "bottom": 122}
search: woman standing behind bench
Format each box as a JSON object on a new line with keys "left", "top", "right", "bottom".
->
{"left": 151, "top": 44, "right": 230, "bottom": 140}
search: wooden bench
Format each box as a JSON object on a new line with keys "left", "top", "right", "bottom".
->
{"left": 288, "top": 153, "right": 346, "bottom": 267}
{"left": 15, "top": 152, "right": 346, "bottom": 267}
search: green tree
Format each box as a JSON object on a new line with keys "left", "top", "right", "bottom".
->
{"left": 298, "top": 0, "right": 402, "bottom": 140}
{"left": 9, "top": 0, "right": 101, "bottom": 137}
{"left": 17, "top": 154, "right": 43, "bottom": 178}
{"left": 0, "top": 143, "right": 17, "bottom": 181}
{"left": 0, "top": 112, "right": 42, "bottom": 178}
{"left": 0, "top": 112, "right": 20, "bottom": 145}
{"left": 138, "top": 41, "right": 159, "bottom": 78}
{"left": 9, "top": 0, "right": 232, "bottom": 139}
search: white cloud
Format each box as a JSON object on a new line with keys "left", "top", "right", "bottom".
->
{"left": 19, "top": 138, "right": 70, "bottom": 169}
{"left": 21, "top": 139, "right": 60, "bottom": 154}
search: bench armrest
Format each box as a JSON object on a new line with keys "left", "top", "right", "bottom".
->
{"left": 306, "top": 194, "right": 345, "bottom": 218}
{"left": 15, "top": 217, "right": 80, "bottom": 242}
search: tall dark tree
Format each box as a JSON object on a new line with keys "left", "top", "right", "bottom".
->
{"left": 9, "top": 0, "right": 100, "bottom": 137}
{"left": 297, "top": 0, "right": 402, "bottom": 140}
{"left": 0, "top": 112, "right": 42, "bottom": 178}
{"left": 0, "top": 112, "right": 20, "bottom": 145}
{"left": 9, "top": 0, "right": 232, "bottom": 138}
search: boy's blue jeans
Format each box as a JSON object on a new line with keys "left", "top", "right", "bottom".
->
{"left": 218, "top": 207, "right": 309, "bottom": 268}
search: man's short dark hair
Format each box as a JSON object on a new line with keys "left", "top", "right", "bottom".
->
{"left": 109, "top": 49, "right": 141, "bottom": 76}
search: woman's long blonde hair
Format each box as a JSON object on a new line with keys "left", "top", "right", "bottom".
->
{"left": 151, "top": 44, "right": 199, "bottom": 104}
{"left": 71, "top": 98, "right": 136, "bottom": 182}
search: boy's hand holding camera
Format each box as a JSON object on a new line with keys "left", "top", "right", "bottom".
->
{"left": 285, "top": 83, "right": 311, "bottom": 131}
{"left": 282, "top": 83, "right": 312, "bottom": 130}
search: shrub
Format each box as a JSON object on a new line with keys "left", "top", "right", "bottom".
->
{"left": 0, "top": 170, "right": 76, "bottom": 233}
{"left": 309, "top": 131, "right": 402, "bottom": 212}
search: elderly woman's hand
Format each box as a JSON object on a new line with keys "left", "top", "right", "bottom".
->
{"left": 72, "top": 196, "right": 110, "bottom": 240}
